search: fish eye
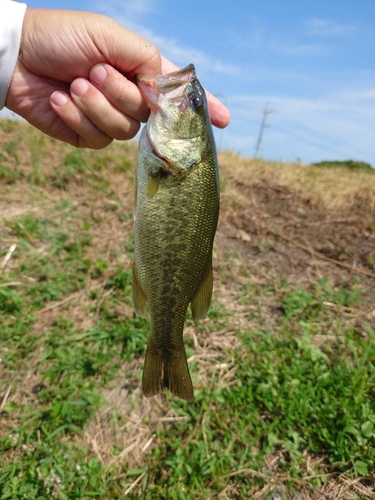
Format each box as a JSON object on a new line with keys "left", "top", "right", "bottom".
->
{"left": 190, "top": 94, "right": 204, "bottom": 112}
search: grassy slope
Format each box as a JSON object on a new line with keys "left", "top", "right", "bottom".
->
{"left": 0, "top": 119, "right": 374, "bottom": 499}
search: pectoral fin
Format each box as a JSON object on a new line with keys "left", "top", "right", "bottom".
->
{"left": 146, "top": 174, "right": 160, "bottom": 198}
{"left": 190, "top": 259, "right": 213, "bottom": 320}
{"left": 132, "top": 262, "right": 148, "bottom": 317}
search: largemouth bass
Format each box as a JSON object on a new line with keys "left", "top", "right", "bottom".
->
{"left": 133, "top": 64, "right": 220, "bottom": 401}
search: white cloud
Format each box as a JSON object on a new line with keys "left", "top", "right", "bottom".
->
{"left": 145, "top": 32, "right": 241, "bottom": 75}
{"left": 91, "top": 0, "right": 240, "bottom": 76}
{"left": 305, "top": 18, "right": 359, "bottom": 37}
{"left": 92, "top": 0, "right": 155, "bottom": 19}
{"left": 127, "top": 24, "right": 241, "bottom": 76}
{"left": 229, "top": 25, "right": 325, "bottom": 58}
{"left": 265, "top": 40, "right": 325, "bottom": 57}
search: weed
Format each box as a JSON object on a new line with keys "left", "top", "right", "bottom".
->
{"left": 311, "top": 159, "right": 374, "bottom": 173}
{"left": 114, "top": 156, "right": 133, "bottom": 172}
{"left": 367, "top": 253, "right": 375, "bottom": 268}
{"left": 0, "top": 287, "right": 23, "bottom": 315}
{"left": 0, "top": 119, "right": 18, "bottom": 133}
{"left": 29, "top": 136, "right": 47, "bottom": 185}
{"left": 0, "top": 163, "right": 22, "bottom": 183}
{"left": 52, "top": 149, "right": 89, "bottom": 188}
{"left": 3, "top": 136, "right": 21, "bottom": 164}
{"left": 52, "top": 149, "right": 109, "bottom": 189}
{"left": 258, "top": 237, "right": 275, "bottom": 252}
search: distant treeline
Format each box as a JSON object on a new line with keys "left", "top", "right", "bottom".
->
{"left": 311, "top": 160, "right": 374, "bottom": 173}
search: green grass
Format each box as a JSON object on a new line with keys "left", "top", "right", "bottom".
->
{"left": 1, "top": 254, "right": 374, "bottom": 497}
{"left": 311, "top": 159, "right": 374, "bottom": 173}
{"left": 137, "top": 280, "right": 375, "bottom": 499}
{"left": 0, "top": 120, "right": 374, "bottom": 498}
{"left": 0, "top": 213, "right": 146, "bottom": 498}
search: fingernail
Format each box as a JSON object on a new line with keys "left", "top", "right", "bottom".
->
{"left": 90, "top": 64, "right": 107, "bottom": 86}
{"left": 71, "top": 78, "right": 89, "bottom": 97}
{"left": 50, "top": 91, "right": 68, "bottom": 106}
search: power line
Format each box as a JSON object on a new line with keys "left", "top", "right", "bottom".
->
{"left": 215, "top": 96, "right": 374, "bottom": 161}
{"left": 254, "top": 104, "right": 273, "bottom": 158}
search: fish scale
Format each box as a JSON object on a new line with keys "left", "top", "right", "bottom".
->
{"left": 133, "top": 64, "right": 219, "bottom": 401}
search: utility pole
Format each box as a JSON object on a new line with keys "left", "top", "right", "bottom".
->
{"left": 254, "top": 104, "right": 273, "bottom": 158}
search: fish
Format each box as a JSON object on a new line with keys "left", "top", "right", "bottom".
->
{"left": 133, "top": 64, "right": 220, "bottom": 401}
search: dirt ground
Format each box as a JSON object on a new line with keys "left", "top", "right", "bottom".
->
{"left": 1, "top": 121, "right": 375, "bottom": 498}
{"left": 217, "top": 153, "right": 375, "bottom": 307}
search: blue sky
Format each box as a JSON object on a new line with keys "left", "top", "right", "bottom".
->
{"left": 4, "top": 0, "right": 375, "bottom": 165}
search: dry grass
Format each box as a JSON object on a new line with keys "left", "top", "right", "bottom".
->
{"left": 219, "top": 152, "right": 375, "bottom": 216}
{"left": 1, "top": 120, "right": 375, "bottom": 498}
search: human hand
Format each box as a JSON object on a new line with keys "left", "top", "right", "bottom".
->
{"left": 6, "top": 8, "right": 162, "bottom": 148}
{"left": 6, "top": 8, "right": 230, "bottom": 149}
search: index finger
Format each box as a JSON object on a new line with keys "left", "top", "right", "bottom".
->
{"left": 93, "top": 16, "right": 162, "bottom": 79}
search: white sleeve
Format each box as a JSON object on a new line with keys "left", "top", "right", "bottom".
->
{"left": 0, "top": 0, "right": 27, "bottom": 109}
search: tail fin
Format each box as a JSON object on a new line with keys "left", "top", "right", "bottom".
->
{"left": 163, "top": 349, "right": 193, "bottom": 402}
{"left": 142, "top": 337, "right": 193, "bottom": 402}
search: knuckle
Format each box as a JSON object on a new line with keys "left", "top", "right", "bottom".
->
{"left": 146, "top": 44, "right": 160, "bottom": 65}
{"left": 93, "top": 136, "right": 113, "bottom": 149}
{"left": 114, "top": 120, "right": 140, "bottom": 141}
{"left": 79, "top": 133, "right": 112, "bottom": 150}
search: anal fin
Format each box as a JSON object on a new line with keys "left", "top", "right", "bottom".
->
{"left": 190, "top": 259, "right": 213, "bottom": 321}
{"left": 142, "top": 336, "right": 163, "bottom": 398}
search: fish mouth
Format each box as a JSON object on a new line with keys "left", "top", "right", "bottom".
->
{"left": 155, "top": 64, "right": 196, "bottom": 93}
{"left": 135, "top": 74, "right": 158, "bottom": 112}
{"left": 136, "top": 64, "right": 197, "bottom": 107}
